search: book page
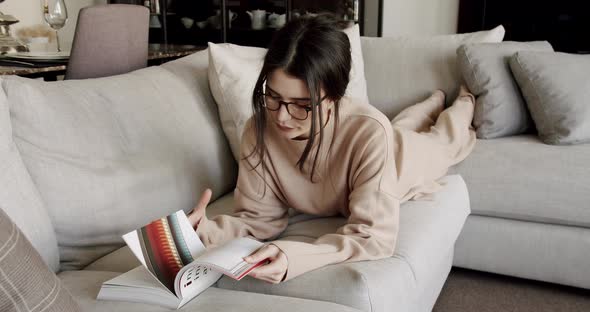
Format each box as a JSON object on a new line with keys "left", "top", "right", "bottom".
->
{"left": 175, "top": 263, "right": 221, "bottom": 305}
{"left": 122, "top": 210, "right": 207, "bottom": 295}
{"left": 98, "top": 266, "right": 182, "bottom": 309}
{"left": 194, "top": 237, "right": 266, "bottom": 280}
{"left": 102, "top": 266, "right": 175, "bottom": 293}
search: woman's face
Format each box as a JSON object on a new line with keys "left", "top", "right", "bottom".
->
{"left": 265, "top": 69, "right": 332, "bottom": 140}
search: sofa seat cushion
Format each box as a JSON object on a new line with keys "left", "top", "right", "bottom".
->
{"left": 454, "top": 215, "right": 590, "bottom": 289}
{"left": 3, "top": 50, "right": 238, "bottom": 271}
{"left": 217, "top": 175, "right": 469, "bottom": 312}
{"left": 59, "top": 270, "right": 361, "bottom": 312}
{"left": 83, "top": 175, "right": 469, "bottom": 312}
{"left": 449, "top": 135, "right": 590, "bottom": 228}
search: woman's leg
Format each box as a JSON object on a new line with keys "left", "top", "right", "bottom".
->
{"left": 391, "top": 90, "right": 445, "bottom": 132}
{"left": 392, "top": 86, "right": 476, "bottom": 201}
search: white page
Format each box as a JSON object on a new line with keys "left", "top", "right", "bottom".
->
{"left": 194, "top": 237, "right": 265, "bottom": 279}
{"left": 102, "top": 266, "right": 175, "bottom": 294}
{"left": 176, "top": 264, "right": 222, "bottom": 306}
{"left": 98, "top": 266, "right": 180, "bottom": 309}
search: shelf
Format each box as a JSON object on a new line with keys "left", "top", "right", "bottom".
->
{"left": 145, "top": 0, "right": 366, "bottom": 46}
{"left": 150, "top": 12, "right": 178, "bottom": 16}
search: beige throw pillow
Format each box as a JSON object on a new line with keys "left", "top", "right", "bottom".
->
{"left": 0, "top": 83, "right": 60, "bottom": 272}
{"left": 208, "top": 25, "right": 369, "bottom": 161}
{"left": 0, "top": 208, "right": 80, "bottom": 312}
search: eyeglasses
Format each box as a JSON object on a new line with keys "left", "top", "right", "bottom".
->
{"left": 261, "top": 85, "right": 328, "bottom": 120}
{"left": 262, "top": 93, "right": 314, "bottom": 120}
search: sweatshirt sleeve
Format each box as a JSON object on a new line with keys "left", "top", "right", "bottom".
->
{"left": 271, "top": 121, "right": 400, "bottom": 281}
{"left": 196, "top": 121, "right": 290, "bottom": 248}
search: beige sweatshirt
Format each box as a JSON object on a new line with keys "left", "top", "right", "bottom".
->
{"left": 196, "top": 97, "right": 400, "bottom": 281}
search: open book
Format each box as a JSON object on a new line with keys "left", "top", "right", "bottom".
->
{"left": 97, "top": 210, "right": 265, "bottom": 309}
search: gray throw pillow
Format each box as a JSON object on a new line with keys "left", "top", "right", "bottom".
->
{"left": 509, "top": 51, "right": 590, "bottom": 145}
{"left": 457, "top": 41, "right": 553, "bottom": 139}
{"left": 0, "top": 208, "right": 80, "bottom": 312}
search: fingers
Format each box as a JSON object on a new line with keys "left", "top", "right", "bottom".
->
{"left": 248, "top": 249, "right": 288, "bottom": 284}
{"left": 244, "top": 244, "right": 278, "bottom": 263}
{"left": 196, "top": 188, "right": 212, "bottom": 211}
{"left": 188, "top": 188, "right": 212, "bottom": 228}
{"left": 250, "top": 258, "right": 283, "bottom": 276}
{"left": 187, "top": 211, "right": 202, "bottom": 229}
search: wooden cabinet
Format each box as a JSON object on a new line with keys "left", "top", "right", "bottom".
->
{"left": 109, "top": 0, "right": 371, "bottom": 47}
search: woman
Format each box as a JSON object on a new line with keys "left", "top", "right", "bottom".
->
{"left": 188, "top": 14, "right": 476, "bottom": 284}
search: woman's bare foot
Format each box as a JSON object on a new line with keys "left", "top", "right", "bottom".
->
{"left": 429, "top": 89, "right": 446, "bottom": 117}
{"left": 433, "top": 89, "right": 446, "bottom": 104}
{"left": 457, "top": 85, "right": 475, "bottom": 104}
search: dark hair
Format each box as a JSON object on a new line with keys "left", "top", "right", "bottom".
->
{"left": 248, "top": 13, "right": 352, "bottom": 182}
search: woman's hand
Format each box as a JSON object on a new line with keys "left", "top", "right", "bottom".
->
{"left": 244, "top": 244, "right": 288, "bottom": 284}
{"left": 188, "top": 188, "right": 212, "bottom": 229}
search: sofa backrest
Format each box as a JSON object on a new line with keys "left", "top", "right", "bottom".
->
{"left": 1, "top": 50, "right": 238, "bottom": 270}
{"left": 360, "top": 25, "right": 505, "bottom": 119}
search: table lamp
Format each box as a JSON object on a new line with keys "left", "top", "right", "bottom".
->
{"left": 0, "top": 0, "right": 29, "bottom": 54}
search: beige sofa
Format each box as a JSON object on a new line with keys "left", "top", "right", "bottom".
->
{"left": 1, "top": 45, "right": 472, "bottom": 311}
{"left": 7, "top": 25, "right": 583, "bottom": 312}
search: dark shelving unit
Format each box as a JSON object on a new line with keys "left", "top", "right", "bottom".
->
{"left": 109, "top": 0, "right": 366, "bottom": 48}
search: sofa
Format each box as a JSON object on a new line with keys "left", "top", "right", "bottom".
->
{"left": 0, "top": 26, "right": 586, "bottom": 312}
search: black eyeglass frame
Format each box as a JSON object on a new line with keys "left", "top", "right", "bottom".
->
{"left": 260, "top": 88, "right": 328, "bottom": 121}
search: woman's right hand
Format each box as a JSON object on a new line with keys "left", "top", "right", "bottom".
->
{"left": 188, "top": 188, "right": 212, "bottom": 229}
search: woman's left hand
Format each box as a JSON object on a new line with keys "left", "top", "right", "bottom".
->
{"left": 243, "top": 244, "right": 288, "bottom": 284}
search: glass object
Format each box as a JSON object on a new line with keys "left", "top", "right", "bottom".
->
{"left": 262, "top": 84, "right": 329, "bottom": 121}
{"left": 42, "top": 0, "right": 68, "bottom": 52}
{"left": 263, "top": 93, "right": 313, "bottom": 120}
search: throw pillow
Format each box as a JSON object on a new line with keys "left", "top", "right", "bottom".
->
{"left": 0, "top": 84, "right": 60, "bottom": 272}
{"left": 509, "top": 51, "right": 590, "bottom": 145}
{"left": 2, "top": 50, "right": 238, "bottom": 270}
{"left": 360, "top": 25, "right": 505, "bottom": 119}
{"left": 457, "top": 41, "right": 553, "bottom": 139}
{"left": 208, "top": 24, "right": 369, "bottom": 161}
{"left": 0, "top": 208, "right": 80, "bottom": 312}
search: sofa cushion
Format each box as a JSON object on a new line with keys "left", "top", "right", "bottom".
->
{"left": 361, "top": 25, "right": 505, "bottom": 120}
{"left": 59, "top": 270, "right": 362, "bottom": 312}
{"left": 82, "top": 175, "right": 469, "bottom": 311}
{"left": 2, "top": 50, "right": 238, "bottom": 271}
{"left": 449, "top": 135, "right": 590, "bottom": 227}
{"left": 0, "top": 208, "right": 80, "bottom": 311}
{"left": 0, "top": 83, "right": 60, "bottom": 272}
{"left": 454, "top": 215, "right": 590, "bottom": 290}
{"left": 208, "top": 24, "right": 369, "bottom": 161}
{"left": 216, "top": 175, "right": 469, "bottom": 312}
{"left": 457, "top": 41, "right": 553, "bottom": 139}
{"left": 509, "top": 51, "right": 590, "bottom": 145}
